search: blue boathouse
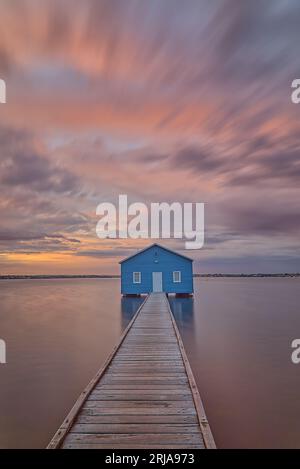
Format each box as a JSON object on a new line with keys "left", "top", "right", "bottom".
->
{"left": 120, "top": 243, "right": 194, "bottom": 296}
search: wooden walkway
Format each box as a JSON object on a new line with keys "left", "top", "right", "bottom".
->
{"left": 48, "top": 293, "right": 215, "bottom": 449}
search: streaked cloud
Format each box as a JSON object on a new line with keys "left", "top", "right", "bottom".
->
{"left": 0, "top": 0, "right": 299, "bottom": 273}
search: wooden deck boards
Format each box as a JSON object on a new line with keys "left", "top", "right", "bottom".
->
{"left": 47, "top": 293, "right": 215, "bottom": 449}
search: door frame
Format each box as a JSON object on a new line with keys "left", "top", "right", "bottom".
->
{"left": 152, "top": 272, "right": 163, "bottom": 292}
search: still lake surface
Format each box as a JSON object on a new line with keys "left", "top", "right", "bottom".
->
{"left": 0, "top": 277, "right": 299, "bottom": 448}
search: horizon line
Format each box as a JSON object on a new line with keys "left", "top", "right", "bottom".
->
{"left": 1, "top": 273, "right": 300, "bottom": 279}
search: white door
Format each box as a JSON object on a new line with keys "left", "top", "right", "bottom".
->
{"left": 152, "top": 272, "right": 163, "bottom": 292}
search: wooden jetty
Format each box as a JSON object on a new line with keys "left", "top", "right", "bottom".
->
{"left": 48, "top": 293, "right": 216, "bottom": 449}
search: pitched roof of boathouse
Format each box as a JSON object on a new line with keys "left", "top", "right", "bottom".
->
{"left": 119, "top": 243, "right": 194, "bottom": 264}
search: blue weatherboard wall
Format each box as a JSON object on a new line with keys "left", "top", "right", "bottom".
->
{"left": 120, "top": 244, "right": 193, "bottom": 295}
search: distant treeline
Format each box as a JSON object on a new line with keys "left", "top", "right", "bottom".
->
{"left": 0, "top": 275, "right": 120, "bottom": 279}
{"left": 195, "top": 273, "right": 300, "bottom": 278}
{"left": 1, "top": 273, "right": 300, "bottom": 280}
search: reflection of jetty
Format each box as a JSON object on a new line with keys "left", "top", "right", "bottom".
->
{"left": 48, "top": 293, "right": 215, "bottom": 449}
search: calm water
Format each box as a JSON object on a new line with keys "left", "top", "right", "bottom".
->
{"left": 0, "top": 278, "right": 299, "bottom": 448}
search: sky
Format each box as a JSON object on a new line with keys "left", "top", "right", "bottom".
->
{"left": 0, "top": 0, "right": 300, "bottom": 274}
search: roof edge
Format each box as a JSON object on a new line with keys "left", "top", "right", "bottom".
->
{"left": 119, "top": 243, "right": 194, "bottom": 264}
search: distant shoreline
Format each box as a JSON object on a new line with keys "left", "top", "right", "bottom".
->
{"left": 0, "top": 273, "right": 300, "bottom": 280}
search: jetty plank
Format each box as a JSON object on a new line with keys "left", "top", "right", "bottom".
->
{"left": 47, "top": 293, "right": 215, "bottom": 449}
{"left": 63, "top": 432, "right": 203, "bottom": 446}
{"left": 76, "top": 414, "right": 199, "bottom": 424}
{"left": 70, "top": 423, "right": 201, "bottom": 434}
